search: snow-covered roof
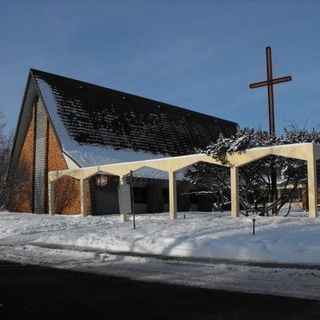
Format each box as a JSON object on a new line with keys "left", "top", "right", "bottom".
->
{"left": 31, "top": 69, "right": 237, "bottom": 170}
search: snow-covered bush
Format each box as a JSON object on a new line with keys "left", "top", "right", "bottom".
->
{"left": 186, "top": 127, "right": 319, "bottom": 216}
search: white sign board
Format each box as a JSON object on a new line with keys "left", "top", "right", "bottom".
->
{"left": 118, "top": 184, "right": 132, "bottom": 214}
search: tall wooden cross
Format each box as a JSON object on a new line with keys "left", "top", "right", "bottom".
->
{"left": 249, "top": 46, "right": 292, "bottom": 135}
{"left": 249, "top": 46, "right": 292, "bottom": 212}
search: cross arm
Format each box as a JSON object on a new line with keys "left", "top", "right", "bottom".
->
{"left": 250, "top": 76, "right": 292, "bottom": 89}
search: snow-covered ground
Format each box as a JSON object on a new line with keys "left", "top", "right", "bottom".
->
{"left": 1, "top": 210, "right": 320, "bottom": 264}
{"left": 1, "top": 211, "right": 320, "bottom": 300}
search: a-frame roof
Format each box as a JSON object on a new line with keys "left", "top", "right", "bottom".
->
{"left": 12, "top": 69, "right": 238, "bottom": 170}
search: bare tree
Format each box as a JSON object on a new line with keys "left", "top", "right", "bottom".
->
{"left": 0, "top": 110, "right": 29, "bottom": 210}
{"left": 185, "top": 163, "right": 230, "bottom": 212}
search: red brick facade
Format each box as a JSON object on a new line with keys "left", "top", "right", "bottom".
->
{"left": 47, "top": 118, "right": 82, "bottom": 215}
{"left": 11, "top": 102, "right": 86, "bottom": 215}
{"left": 9, "top": 105, "right": 36, "bottom": 212}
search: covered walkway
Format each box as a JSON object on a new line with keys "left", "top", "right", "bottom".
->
{"left": 48, "top": 143, "right": 320, "bottom": 219}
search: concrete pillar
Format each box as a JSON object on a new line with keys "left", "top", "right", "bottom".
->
{"left": 80, "top": 178, "right": 88, "bottom": 217}
{"left": 48, "top": 180, "right": 55, "bottom": 216}
{"left": 307, "top": 156, "right": 318, "bottom": 218}
{"left": 230, "top": 166, "right": 239, "bottom": 218}
{"left": 169, "top": 171, "right": 177, "bottom": 220}
{"left": 119, "top": 175, "right": 129, "bottom": 222}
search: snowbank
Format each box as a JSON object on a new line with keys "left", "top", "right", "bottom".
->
{"left": 0, "top": 211, "right": 319, "bottom": 264}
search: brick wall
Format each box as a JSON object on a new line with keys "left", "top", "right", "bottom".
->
{"left": 47, "top": 121, "right": 82, "bottom": 215}
{"left": 8, "top": 105, "right": 36, "bottom": 212}
{"left": 10, "top": 100, "right": 91, "bottom": 215}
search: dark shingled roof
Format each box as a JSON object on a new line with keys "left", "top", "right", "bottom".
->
{"left": 32, "top": 69, "right": 237, "bottom": 158}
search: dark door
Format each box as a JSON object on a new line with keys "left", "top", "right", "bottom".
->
{"left": 90, "top": 176, "right": 120, "bottom": 215}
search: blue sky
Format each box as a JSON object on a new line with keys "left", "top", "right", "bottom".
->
{"left": 0, "top": 0, "right": 320, "bottom": 135}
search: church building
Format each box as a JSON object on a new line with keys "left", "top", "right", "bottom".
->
{"left": 8, "top": 69, "right": 237, "bottom": 215}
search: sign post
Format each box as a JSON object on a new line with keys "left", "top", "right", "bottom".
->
{"left": 130, "top": 170, "right": 136, "bottom": 230}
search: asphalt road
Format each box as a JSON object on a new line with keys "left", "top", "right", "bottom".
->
{"left": 1, "top": 261, "right": 320, "bottom": 320}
